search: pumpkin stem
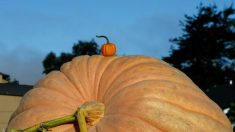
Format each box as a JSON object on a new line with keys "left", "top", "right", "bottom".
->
{"left": 76, "top": 107, "right": 88, "bottom": 132}
{"left": 9, "top": 115, "right": 76, "bottom": 132}
{"left": 9, "top": 101, "right": 105, "bottom": 132}
{"left": 96, "top": 35, "right": 110, "bottom": 44}
{"left": 76, "top": 101, "right": 105, "bottom": 129}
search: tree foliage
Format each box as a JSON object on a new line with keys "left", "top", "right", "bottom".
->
{"left": 227, "top": 102, "right": 235, "bottom": 122}
{"left": 0, "top": 72, "right": 10, "bottom": 81}
{"left": 163, "top": 4, "right": 235, "bottom": 91}
{"left": 43, "top": 40, "right": 100, "bottom": 74}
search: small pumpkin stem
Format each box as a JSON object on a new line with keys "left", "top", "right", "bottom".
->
{"left": 96, "top": 35, "right": 110, "bottom": 44}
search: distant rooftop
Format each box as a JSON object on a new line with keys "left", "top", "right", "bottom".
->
{"left": 0, "top": 82, "right": 33, "bottom": 96}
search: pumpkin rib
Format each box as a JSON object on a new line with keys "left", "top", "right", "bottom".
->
{"left": 87, "top": 55, "right": 105, "bottom": 100}
{"left": 91, "top": 55, "right": 119, "bottom": 99}
{"left": 10, "top": 88, "right": 77, "bottom": 121}
{"left": 100, "top": 61, "right": 205, "bottom": 102}
{"left": 104, "top": 79, "right": 207, "bottom": 107}
{"left": 69, "top": 55, "right": 91, "bottom": 99}
{"left": 104, "top": 113, "right": 164, "bottom": 131}
{"left": 39, "top": 83, "right": 83, "bottom": 103}
{"left": 57, "top": 71, "right": 86, "bottom": 101}
{"left": 105, "top": 75, "right": 205, "bottom": 100}
{"left": 86, "top": 56, "right": 96, "bottom": 100}
{"left": 91, "top": 55, "right": 105, "bottom": 100}
{"left": 142, "top": 97, "right": 230, "bottom": 131}
{"left": 145, "top": 81, "right": 223, "bottom": 118}
{"left": 62, "top": 71, "right": 87, "bottom": 101}
{"left": 103, "top": 77, "right": 207, "bottom": 106}
{"left": 104, "top": 80, "right": 230, "bottom": 129}
{"left": 78, "top": 56, "right": 114, "bottom": 100}
{"left": 101, "top": 62, "right": 166, "bottom": 98}
{"left": 97, "top": 56, "right": 157, "bottom": 82}
{"left": 38, "top": 85, "right": 81, "bottom": 104}
{"left": 15, "top": 102, "right": 75, "bottom": 117}
{"left": 108, "top": 63, "right": 195, "bottom": 88}
{"left": 81, "top": 56, "right": 93, "bottom": 99}
{"left": 106, "top": 97, "right": 228, "bottom": 131}
{"left": 36, "top": 71, "right": 83, "bottom": 101}
{"left": 98, "top": 114, "right": 163, "bottom": 132}
{"left": 99, "top": 60, "right": 164, "bottom": 101}
{"left": 21, "top": 88, "right": 78, "bottom": 110}
{"left": 102, "top": 67, "right": 220, "bottom": 117}
{"left": 97, "top": 56, "right": 131, "bottom": 99}
{"left": 142, "top": 96, "right": 228, "bottom": 129}
{"left": 61, "top": 60, "right": 88, "bottom": 100}
{"left": 72, "top": 56, "right": 90, "bottom": 100}
{"left": 102, "top": 78, "right": 196, "bottom": 100}
{"left": 96, "top": 56, "right": 120, "bottom": 100}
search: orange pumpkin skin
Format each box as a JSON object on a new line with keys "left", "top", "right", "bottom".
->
{"left": 101, "top": 43, "right": 116, "bottom": 56}
{"left": 7, "top": 55, "right": 232, "bottom": 131}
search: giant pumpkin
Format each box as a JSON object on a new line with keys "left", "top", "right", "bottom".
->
{"left": 7, "top": 55, "right": 232, "bottom": 131}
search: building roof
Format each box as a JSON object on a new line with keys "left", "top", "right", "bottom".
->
{"left": 0, "top": 82, "right": 33, "bottom": 96}
{"left": 206, "top": 84, "right": 235, "bottom": 109}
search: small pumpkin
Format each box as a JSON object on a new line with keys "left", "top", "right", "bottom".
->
{"left": 97, "top": 35, "right": 116, "bottom": 56}
{"left": 7, "top": 55, "right": 232, "bottom": 131}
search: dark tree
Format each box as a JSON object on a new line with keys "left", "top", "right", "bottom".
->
{"left": 43, "top": 40, "right": 100, "bottom": 74}
{"left": 58, "top": 52, "right": 74, "bottom": 66}
{"left": 42, "top": 52, "right": 58, "bottom": 74}
{"left": 0, "top": 72, "right": 10, "bottom": 81}
{"left": 226, "top": 102, "right": 235, "bottom": 129}
{"left": 73, "top": 40, "right": 100, "bottom": 56}
{"left": 163, "top": 4, "right": 235, "bottom": 91}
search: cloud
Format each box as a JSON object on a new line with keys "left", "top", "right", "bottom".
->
{"left": 0, "top": 44, "right": 44, "bottom": 85}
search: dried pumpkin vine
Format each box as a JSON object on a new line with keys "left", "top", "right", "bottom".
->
{"left": 9, "top": 101, "right": 105, "bottom": 132}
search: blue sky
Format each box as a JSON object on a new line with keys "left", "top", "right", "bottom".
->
{"left": 0, "top": 0, "right": 234, "bottom": 85}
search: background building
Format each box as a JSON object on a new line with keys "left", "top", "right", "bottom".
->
{"left": 0, "top": 81, "right": 32, "bottom": 131}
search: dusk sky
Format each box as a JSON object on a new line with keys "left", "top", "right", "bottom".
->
{"left": 0, "top": 0, "right": 234, "bottom": 85}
